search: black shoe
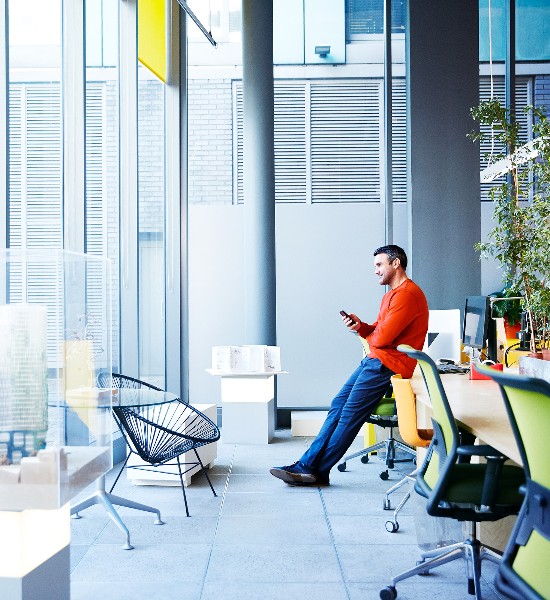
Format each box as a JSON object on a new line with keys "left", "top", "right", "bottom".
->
{"left": 269, "top": 462, "right": 316, "bottom": 484}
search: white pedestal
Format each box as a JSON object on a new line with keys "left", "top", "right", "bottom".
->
{"left": 0, "top": 504, "right": 71, "bottom": 600}
{"left": 126, "top": 403, "right": 218, "bottom": 486}
{"left": 208, "top": 371, "right": 285, "bottom": 444}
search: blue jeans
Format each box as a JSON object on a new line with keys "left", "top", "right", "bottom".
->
{"left": 298, "top": 356, "right": 394, "bottom": 476}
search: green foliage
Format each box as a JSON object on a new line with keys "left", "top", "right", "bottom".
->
{"left": 489, "top": 290, "right": 522, "bottom": 326}
{"left": 470, "top": 100, "right": 550, "bottom": 351}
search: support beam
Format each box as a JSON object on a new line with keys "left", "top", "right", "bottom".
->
{"left": 406, "top": 0, "right": 481, "bottom": 309}
{"left": 241, "top": 0, "right": 276, "bottom": 346}
{"left": 383, "top": 0, "right": 393, "bottom": 244}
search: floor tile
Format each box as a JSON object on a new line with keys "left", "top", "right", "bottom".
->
{"left": 68, "top": 429, "right": 507, "bottom": 600}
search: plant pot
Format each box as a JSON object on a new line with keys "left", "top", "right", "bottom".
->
{"left": 503, "top": 317, "right": 522, "bottom": 340}
{"left": 542, "top": 349, "right": 550, "bottom": 361}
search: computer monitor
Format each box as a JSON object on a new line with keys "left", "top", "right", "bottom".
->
{"left": 462, "top": 296, "right": 491, "bottom": 352}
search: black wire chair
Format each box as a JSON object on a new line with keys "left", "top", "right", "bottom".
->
{"left": 98, "top": 373, "right": 220, "bottom": 517}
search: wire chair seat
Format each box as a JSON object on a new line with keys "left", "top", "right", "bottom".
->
{"left": 114, "top": 400, "right": 220, "bottom": 466}
{"left": 99, "top": 372, "right": 220, "bottom": 517}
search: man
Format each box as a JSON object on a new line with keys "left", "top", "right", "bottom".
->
{"left": 270, "top": 244, "right": 429, "bottom": 486}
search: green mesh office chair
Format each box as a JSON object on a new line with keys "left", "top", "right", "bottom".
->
{"left": 337, "top": 387, "right": 416, "bottom": 480}
{"left": 380, "top": 345, "right": 525, "bottom": 600}
{"left": 478, "top": 366, "right": 550, "bottom": 600}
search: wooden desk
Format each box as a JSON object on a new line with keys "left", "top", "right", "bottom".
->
{"left": 410, "top": 367, "right": 522, "bottom": 466}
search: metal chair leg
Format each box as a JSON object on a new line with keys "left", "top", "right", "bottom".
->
{"left": 109, "top": 453, "right": 131, "bottom": 494}
{"left": 194, "top": 448, "right": 217, "bottom": 497}
{"left": 177, "top": 455, "right": 191, "bottom": 517}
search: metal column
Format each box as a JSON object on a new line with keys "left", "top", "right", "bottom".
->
{"left": 241, "top": 0, "right": 276, "bottom": 347}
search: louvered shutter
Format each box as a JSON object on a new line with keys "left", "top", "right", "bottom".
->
{"left": 235, "top": 79, "right": 384, "bottom": 204}
{"left": 8, "top": 86, "right": 22, "bottom": 248}
{"left": 8, "top": 83, "right": 63, "bottom": 363}
{"left": 310, "top": 80, "right": 382, "bottom": 203}
{"left": 274, "top": 83, "right": 307, "bottom": 203}
{"left": 234, "top": 83, "right": 243, "bottom": 204}
{"left": 21, "top": 82, "right": 63, "bottom": 248}
{"left": 85, "top": 82, "right": 109, "bottom": 368}
{"left": 235, "top": 81, "right": 308, "bottom": 204}
{"left": 479, "top": 77, "right": 531, "bottom": 201}
{"left": 392, "top": 78, "right": 406, "bottom": 203}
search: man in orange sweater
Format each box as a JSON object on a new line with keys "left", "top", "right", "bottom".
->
{"left": 270, "top": 244, "right": 429, "bottom": 486}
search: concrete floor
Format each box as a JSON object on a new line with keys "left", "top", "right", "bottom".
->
{"left": 70, "top": 431, "right": 504, "bottom": 600}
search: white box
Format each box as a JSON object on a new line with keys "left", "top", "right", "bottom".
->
{"left": 212, "top": 346, "right": 251, "bottom": 373}
{"left": 212, "top": 345, "right": 281, "bottom": 373}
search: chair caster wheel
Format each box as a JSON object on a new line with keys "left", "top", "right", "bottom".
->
{"left": 380, "top": 585, "right": 397, "bottom": 600}
{"left": 383, "top": 498, "right": 391, "bottom": 510}
{"left": 385, "top": 520, "right": 399, "bottom": 533}
{"left": 361, "top": 455, "right": 370, "bottom": 464}
{"left": 380, "top": 470, "right": 389, "bottom": 480}
{"left": 416, "top": 560, "right": 429, "bottom": 576}
{"left": 337, "top": 462, "right": 347, "bottom": 472}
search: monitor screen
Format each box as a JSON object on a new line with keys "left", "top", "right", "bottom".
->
{"left": 462, "top": 296, "right": 490, "bottom": 350}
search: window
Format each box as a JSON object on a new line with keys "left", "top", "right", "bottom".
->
{"left": 345, "top": 0, "right": 406, "bottom": 38}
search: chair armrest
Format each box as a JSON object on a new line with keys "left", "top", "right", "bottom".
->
{"left": 456, "top": 445, "right": 509, "bottom": 510}
{"left": 457, "top": 444, "right": 506, "bottom": 459}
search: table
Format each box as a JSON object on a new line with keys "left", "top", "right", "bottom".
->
{"left": 70, "top": 388, "right": 178, "bottom": 550}
{"left": 410, "top": 367, "right": 523, "bottom": 552}
{"left": 410, "top": 367, "right": 521, "bottom": 465}
{"left": 207, "top": 370, "right": 287, "bottom": 444}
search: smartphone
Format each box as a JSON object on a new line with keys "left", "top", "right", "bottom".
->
{"left": 340, "top": 310, "right": 356, "bottom": 324}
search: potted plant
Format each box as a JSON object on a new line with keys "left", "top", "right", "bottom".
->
{"left": 469, "top": 99, "right": 550, "bottom": 356}
{"left": 489, "top": 289, "right": 523, "bottom": 339}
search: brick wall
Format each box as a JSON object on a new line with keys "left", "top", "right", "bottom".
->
{"left": 188, "top": 79, "right": 234, "bottom": 205}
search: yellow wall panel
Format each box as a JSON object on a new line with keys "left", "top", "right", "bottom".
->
{"left": 138, "top": 0, "right": 167, "bottom": 83}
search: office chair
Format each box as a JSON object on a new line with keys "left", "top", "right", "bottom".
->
{"left": 379, "top": 346, "right": 525, "bottom": 600}
{"left": 478, "top": 366, "right": 550, "bottom": 600}
{"left": 337, "top": 338, "right": 416, "bottom": 480}
{"left": 337, "top": 387, "right": 416, "bottom": 480}
{"left": 98, "top": 373, "right": 220, "bottom": 517}
{"left": 382, "top": 374, "right": 433, "bottom": 533}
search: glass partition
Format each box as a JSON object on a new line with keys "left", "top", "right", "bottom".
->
{"left": 8, "top": 0, "right": 62, "bottom": 251}
{"left": 137, "top": 64, "right": 166, "bottom": 388}
{"left": 0, "top": 249, "right": 113, "bottom": 511}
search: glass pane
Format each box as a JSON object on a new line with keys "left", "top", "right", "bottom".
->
{"left": 8, "top": 0, "right": 62, "bottom": 250}
{"left": 85, "top": 0, "right": 120, "bottom": 374}
{"left": 137, "top": 64, "right": 166, "bottom": 388}
{"left": 480, "top": 0, "right": 550, "bottom": 62}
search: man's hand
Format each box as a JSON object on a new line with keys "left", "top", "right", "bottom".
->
{"left": 342, "top": 313, "right": 361, "bottom": 332}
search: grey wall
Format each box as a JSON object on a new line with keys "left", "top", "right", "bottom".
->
{"left": 188, "top": 202, "right": 408, "bottom": 409}
{"left": 407, "top": 0, "right": 482, "bottom": 309}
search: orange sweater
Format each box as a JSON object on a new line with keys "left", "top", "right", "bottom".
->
{"left": 357, "top": 279, "right": 429, "bottom": 378}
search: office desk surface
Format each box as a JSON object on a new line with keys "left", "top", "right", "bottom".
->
{"left": 410, "top": 367, "right": 522, "bottom": 466}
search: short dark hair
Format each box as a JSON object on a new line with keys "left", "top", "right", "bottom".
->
{"left": 374, "top": 244, "right": 408, "bottom": 270}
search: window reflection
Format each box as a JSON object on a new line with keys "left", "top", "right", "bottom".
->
{"left": 85, "top": 0, "right": 120, "bottom": 373}
{"left": 137, "top": 64, "right": 166, "bottom": 388}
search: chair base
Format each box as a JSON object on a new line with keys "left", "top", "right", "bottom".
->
{"left": 380, "top": 526, "right": 501, "bottom": 600}
{"left": 338, "top": 434, "right": 415, "bottom": 479}
{"left": 383, "top": 467, "right": 419, "bottom": 532}
{"left": 71, "top": 475, "right": 164, "bottom": 550}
